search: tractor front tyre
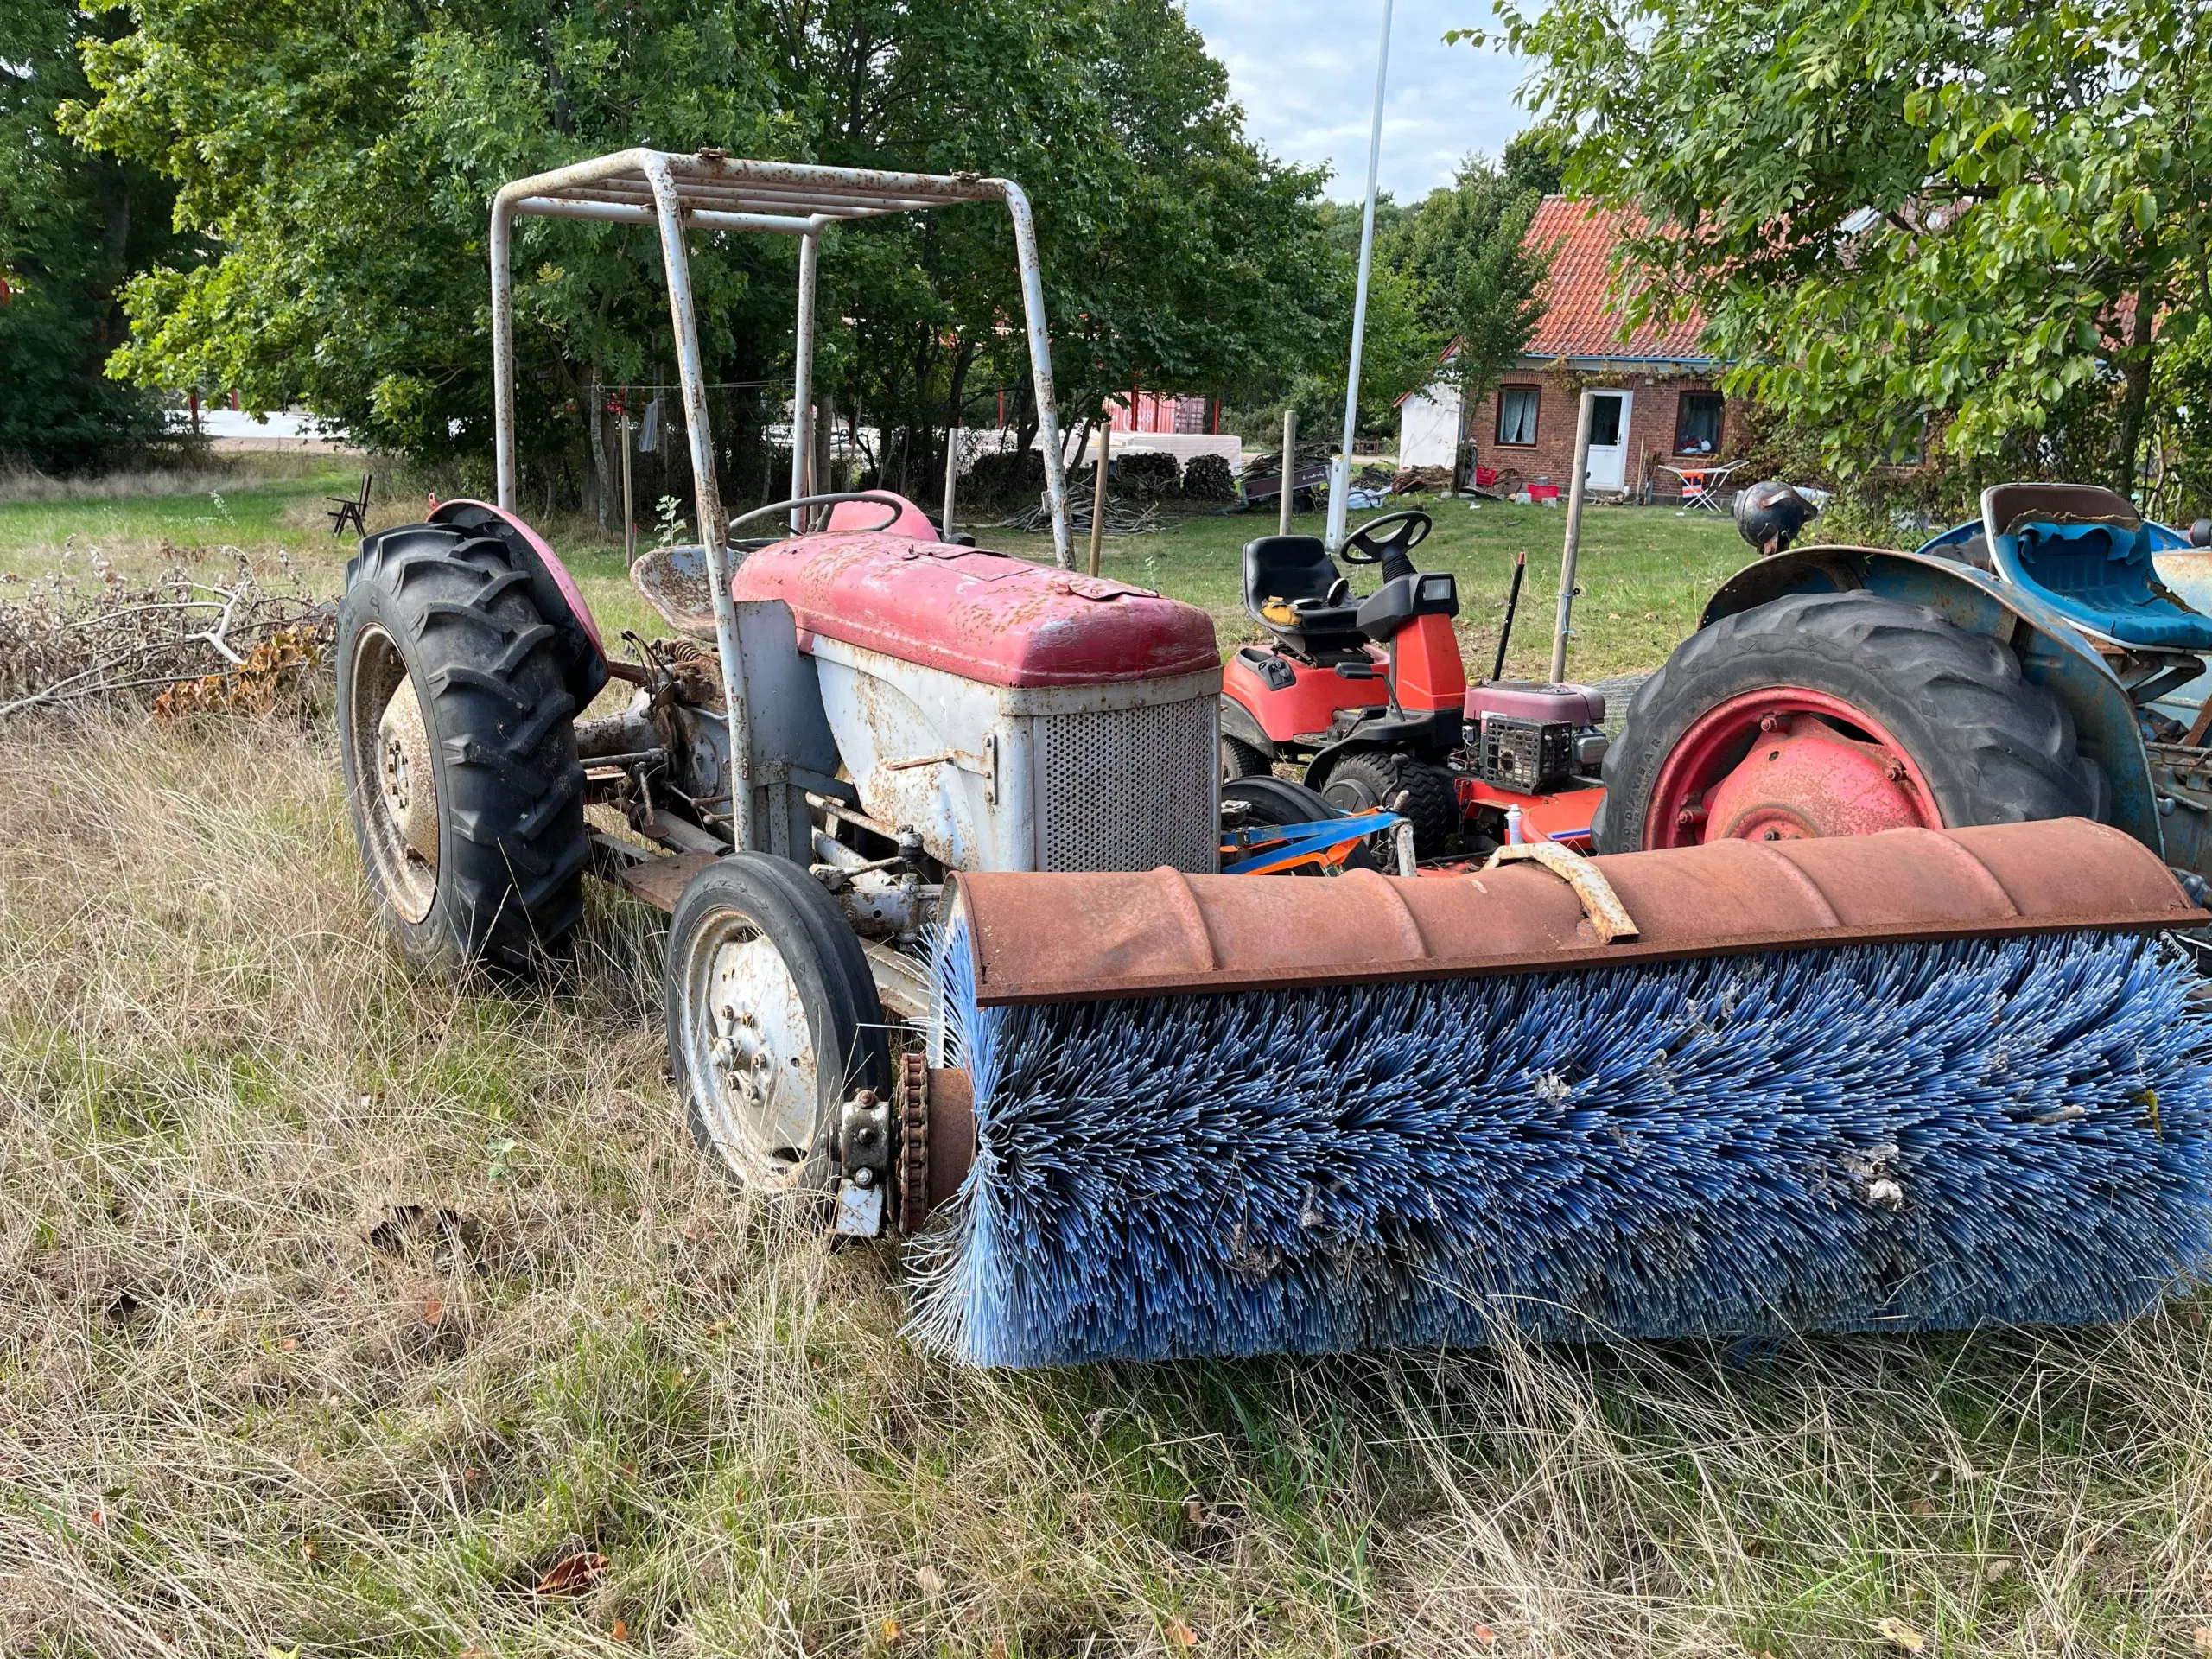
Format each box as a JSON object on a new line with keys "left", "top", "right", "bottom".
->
{"left": 337, "top": 523, "right": 589, "bottom": 972}
{"left": 1319, "top": 752, "right": 1460, "bottom": 857}
{"left": 1594, "top": 592, "right": 2103, "bottom": 853}
{"left": 665, "top": 854, "right": 892, "bottom": 1191}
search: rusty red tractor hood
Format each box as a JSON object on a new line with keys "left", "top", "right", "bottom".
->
{"left": 729, "top": 520, "right": 1218, "bottom": 689}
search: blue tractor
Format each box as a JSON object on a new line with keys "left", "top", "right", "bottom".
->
{"left": 1595, "top": 482, "right": 2212, "bottom": 905}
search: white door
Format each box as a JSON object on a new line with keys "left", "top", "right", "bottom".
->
{"left": 1583, "top": 390, "right": 1631, "bottom": 492}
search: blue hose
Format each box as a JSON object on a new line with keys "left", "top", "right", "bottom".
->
{"left": 906, "top": 925, "right": 2212, "bottom": 1367}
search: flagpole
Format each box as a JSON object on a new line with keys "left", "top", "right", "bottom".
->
{"left": 1325, "top": 0, "right": 1395, "bottom": 556}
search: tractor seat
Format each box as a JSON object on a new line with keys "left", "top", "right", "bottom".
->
{"left": 1243, "top": 534, "right": 1364, "bottom": 652}
{"left": 1987, "top": 488, "right": 2212, "bottom": 652}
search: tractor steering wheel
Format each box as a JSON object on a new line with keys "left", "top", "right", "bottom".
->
{"left": 1341, "top": 508, "right": 1433, "bottom": 566}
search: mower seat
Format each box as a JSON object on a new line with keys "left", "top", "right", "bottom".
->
{"left": 1984, "top": 483, "right": 2212, "bottom": 652}
{"left": 1243, "top": 534, "right": 1364, "bottom": 653}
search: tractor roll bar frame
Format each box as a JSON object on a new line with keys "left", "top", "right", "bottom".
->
{"left": 488, "top": 149, "right": 1077, "bottom": 853}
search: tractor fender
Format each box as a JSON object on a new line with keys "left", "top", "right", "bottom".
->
{"left": 430, "top": 499, "right": 608, "bottom": 703}
{"left": 1218, "top": 693, "right": 1275, "bottom": 760}
{"left": 1700, "top": 547, "right": 2159, "bottom": 855}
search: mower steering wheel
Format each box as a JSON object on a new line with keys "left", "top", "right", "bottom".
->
{"left": 1341, "top": 508, "right": 1433, "bottom": 566}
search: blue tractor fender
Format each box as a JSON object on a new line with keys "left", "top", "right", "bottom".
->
{"left": 1697, "top": 545, "right": 2163, "bottom": 859}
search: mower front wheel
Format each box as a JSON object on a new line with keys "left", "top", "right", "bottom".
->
{"left": 1220, "top": 734, "right": 1274, "bottom": 783}
{"left": 1318, "top": 752, "right": 1459, "bottom": 857}
{"left": 665, "top": 855, "right": 892, "bottom": 1191}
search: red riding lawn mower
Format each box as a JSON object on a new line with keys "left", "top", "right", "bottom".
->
{"left": 1219, "top": 507, "right": 1609, "bottom": 858}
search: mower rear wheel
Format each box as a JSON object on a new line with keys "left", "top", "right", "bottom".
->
{"left": 337, "top": 524, "right": 588, "bottom": 970}
{"left": 1596, "top": 592, "right": 2101, "bottom": 852}
{"left": 1319, "top": 752, "right": 1459, "bottom": 857}
{"left": 666, "top": 854, "right": 891, "bottom": 1191}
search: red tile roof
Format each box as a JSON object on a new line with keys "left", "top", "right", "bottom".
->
{"left": 1522, "top": 196, "right": 1713, "bottom": 361}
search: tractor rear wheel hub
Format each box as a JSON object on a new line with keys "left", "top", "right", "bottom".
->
{"left": 1700, "top": 711, "right": 1933, "bottom": 840}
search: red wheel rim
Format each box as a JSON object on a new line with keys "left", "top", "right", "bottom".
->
{"left": 1643, "top": 687, "right": 1942, "bottom": 848}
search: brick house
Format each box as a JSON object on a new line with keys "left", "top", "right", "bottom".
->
{"left": 1397, "top": 196, "right": 1748, "bottom": 500}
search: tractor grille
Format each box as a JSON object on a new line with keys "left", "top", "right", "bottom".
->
{"left": 1036, "top": 692, "right": 1217, "bottom": 873}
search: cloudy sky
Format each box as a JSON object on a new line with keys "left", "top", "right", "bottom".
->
{"left": 1183, "top": 0, "right": 1530, "bottom": 204}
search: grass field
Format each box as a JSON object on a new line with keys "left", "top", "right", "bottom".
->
{"left": 9, "top": 467, "right": 2212, "bottom": 1656}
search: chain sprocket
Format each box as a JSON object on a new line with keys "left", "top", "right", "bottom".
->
{"left": 895, "top": 1050, "right": 930, "bottom": 1234}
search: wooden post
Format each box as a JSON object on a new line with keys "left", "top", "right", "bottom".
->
{"left": 620, "top": 405, "right": 636, "bottom": 567}
{"left": 1278, "top": 407, "right": 1299, "bottom": 537}
{"left": 1550, "top": 389, "right": 1598, "bottom": 684}
{"left": 1087, "top": 418, "right": 1111, "bottom": 576}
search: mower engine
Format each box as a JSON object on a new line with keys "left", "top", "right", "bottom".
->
{"left": 1466, "top": 682, "right": 1609, "bottom": 795}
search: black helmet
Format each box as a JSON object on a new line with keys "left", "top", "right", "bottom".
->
{"left": 1735, "top": 479, "right": 1817, "bottom": 556}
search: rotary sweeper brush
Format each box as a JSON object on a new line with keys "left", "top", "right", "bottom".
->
{"left": 335, "top": 150, "right": 2212, "bottom": 1369}
{"left": 902, "top": 824, "right": 2212, "bottom": 1365}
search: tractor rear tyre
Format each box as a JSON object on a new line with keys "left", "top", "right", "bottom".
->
{"left": 338, "top": 523, "right": 589, "bottom": 971}
{"left": 665, "top": 854, "right": 892, "bottom": 1190}
{"left": 1319, "top": 752, "right": 1459, "bottom": 857}
{"left": 1594, "top": 592, "right": 2103, "bottom": 853}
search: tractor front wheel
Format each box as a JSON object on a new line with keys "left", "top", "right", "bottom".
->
{"left": 1595, "top": 593, "right": 2104, "bottom": 852}
{"left": 665, "top": 855, "right": 891, "bottom": 1190}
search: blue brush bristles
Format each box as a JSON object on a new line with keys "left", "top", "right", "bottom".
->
{"left": 904, "top": 925, "right": 2212, "bottom": 1367}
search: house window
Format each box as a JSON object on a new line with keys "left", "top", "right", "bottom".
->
{"left": 1675, "top": 391, "right": 1724, "bottom": 455}
{"left": 1496, "top": 385, "right": 1540, "bottom": 446}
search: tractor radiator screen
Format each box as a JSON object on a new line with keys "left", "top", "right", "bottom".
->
{"left": 1036, "top": 694, "right": 1217, "bottom": 873}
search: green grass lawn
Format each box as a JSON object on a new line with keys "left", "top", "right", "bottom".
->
{"left": 0, "top": 467, "right": 1749, "bottom": 685}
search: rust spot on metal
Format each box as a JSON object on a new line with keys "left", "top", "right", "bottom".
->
{"left": 611, "top": 849, "right": 718, "bottom": 914}
{"left": 630, "top": 544, "right": 719, "bottom": 641}
{"left": 925, "top": 1067, "right": 975, "bottom": 1214}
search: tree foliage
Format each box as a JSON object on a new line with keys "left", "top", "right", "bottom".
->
{"left": 1246, "top": 153, "right": 1548, "bottom": 445}
{"left": 0, "top": 0, "right": 192, "bottom": 472}
{"left": 1478, "top": 0, "right": 2212, "bottom": 505}
{"left": 62, "top": 0, "right": 1338, "bottom": 506}
{"left": 1391, "top": 157, "right": 1548, "bottom": 420}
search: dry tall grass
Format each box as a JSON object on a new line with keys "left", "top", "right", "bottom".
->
{"left": 6, "top": 715, "right": 2212, "bottom": 1655}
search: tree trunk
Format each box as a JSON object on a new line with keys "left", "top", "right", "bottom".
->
{"left": 2112, "top": 283, "right": 2158, "bottom": 494}
{"left": 944, "top": 340, "right": 976, "bottom": 490}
